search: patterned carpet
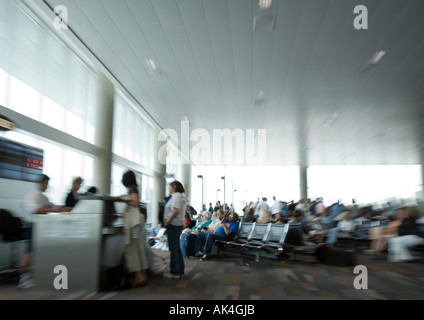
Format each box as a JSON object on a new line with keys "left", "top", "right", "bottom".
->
{"left": 1, "top": 245, "right": 423, "bottom": 301}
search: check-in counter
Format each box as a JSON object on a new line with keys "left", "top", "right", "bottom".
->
{"left": 33, "top": 196, "right": 127, "bottom": 292}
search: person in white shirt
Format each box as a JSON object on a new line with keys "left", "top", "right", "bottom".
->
{"left": 325, "top": 211, "right": 355, "bottom": 246}
{"left": 255, "top": 197, "right": 269, "bottom": 218}
{"left": 295, "top": 199, "right": 306, "bottom": 213}
{"left": 163, "top": 181, "right": 187, "bottom": 279}
{"left": 271, "top": 196, "right": 282, "bottom": 218}
{"left": 19, "top": 174, "right": 70, "bottom": 289}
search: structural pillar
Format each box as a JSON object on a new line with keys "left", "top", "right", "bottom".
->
{"left": 420, "top": 147, "right": 424, "bottom": 202}
{"left": 299, "top": 165, "right": 308, "bottom": 201}
{"left": 93, "top": 70, "right": 115, "bottom": 195}
{"left": 152, "top": 128, "right": 166, "bottom": 228}
{"left": 181, "top": 162, "right": 192, "bottom": 205}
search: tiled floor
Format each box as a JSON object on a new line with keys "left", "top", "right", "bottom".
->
{"left": 1, "top": 248, "right": 423, "bottom": 300}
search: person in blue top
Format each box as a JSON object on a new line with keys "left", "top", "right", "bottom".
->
{"left": 200, "top": 212, "right": 240, "bottom": 259}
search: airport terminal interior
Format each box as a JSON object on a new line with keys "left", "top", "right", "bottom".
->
{"left": 1, "top": 0, "right": 424, "bottom": 302}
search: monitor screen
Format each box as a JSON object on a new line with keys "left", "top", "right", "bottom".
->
{"left": 0, "top": 137, "right": 44, "bottom": 183}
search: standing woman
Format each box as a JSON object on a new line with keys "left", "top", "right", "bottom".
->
{"left": 163, "top": 181, "right": 187, "bottom": 279}
{"left": 120, "top": 170, "right": 148, "bottom": 287}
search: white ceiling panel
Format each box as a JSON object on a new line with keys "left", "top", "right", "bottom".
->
{"left": 29, "top": 0, "right": 424, "bottom": 166}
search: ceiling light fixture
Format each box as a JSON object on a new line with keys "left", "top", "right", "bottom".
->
{"left": 369, "top": 50, "right": 386, "bottom": 65}
{"left": 144, "top": 58, "right": 167, "bottom": 81}
{"left": 356, "top": 50, "right": 387, "bottom": 76}
{"left": 259, "top": 0, "right": 272, "bottom": 10}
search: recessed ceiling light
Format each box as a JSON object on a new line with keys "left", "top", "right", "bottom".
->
{"left": 255, "top": 91, "right": 264, "bottom": 100}
{"left": 369, "top": 50, "right": 386, "bottom": 65}
{"left": 324, "top": 113, "right": 339, "bottom": 127}
{"left": 144, "top": 59, "right": 158, "bottom": 71}
{"left": 253, "top": 14, "right": 275, "bottom": 33}
{"left": 252, "top": 91, "right": 267, "bottom": 108}
{"left": 259, "top": 0, "right": 272, "bottom": 10}
{"left": 144, "top": 58, "right": 166, "bottom": 80}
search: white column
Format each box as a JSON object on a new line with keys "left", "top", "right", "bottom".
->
{"left": 299, "top": 165, "right": 308, "bottom": 201}
{"left": 92, "top": 71, "right": 115, "bottom": 195}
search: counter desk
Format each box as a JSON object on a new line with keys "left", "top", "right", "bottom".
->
{"left": 33, "top": 196, "right": 127, "bottom": 292}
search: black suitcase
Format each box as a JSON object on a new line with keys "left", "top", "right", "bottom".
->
{"left": 316, "top": 244, "right": 356, "bottom": 266}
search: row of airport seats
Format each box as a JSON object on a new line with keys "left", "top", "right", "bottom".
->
{"left": 213, "top": 218, "right": 424, "bottom": 263}
{"left": 214, "top": 221, "right": 318, "bottom": 262}
{"left": 212, "top": 219, "right": 381, "bottom": 263}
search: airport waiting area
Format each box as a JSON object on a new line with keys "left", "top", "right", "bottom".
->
{"left": 1, "top": 198, "right": 424, "bottom": 300}
{"left": 1, "top": 0, "right": 424, "bottom": 305}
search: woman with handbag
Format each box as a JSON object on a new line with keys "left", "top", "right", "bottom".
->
{"left": 120, "top": 170, "right": 148, "bottom": 287}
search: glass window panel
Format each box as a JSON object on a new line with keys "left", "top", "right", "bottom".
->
{"left": 307, "top": 165, "right": 422, "bottom": 206}
{"left": 111, "top": 164, "right": 126, "bottom": 196}
{"left": 8, "top": 75, "right": 41, "bottom": 120}
{"left": 65, "top": 111, "right": 84, "bottom": 140}
{"left": 0, "top": 1, "right": 96, "bottom": 144}
{"left": 83, "top": 155, "right": 94, "bottom": 189}
{"left": 39, "top": 140, "right": 64, "bottom": 205}
{"left": 0, "top": 68, "right": 8, "bottom": 106}
{"left": 4, "top": 130, "right": 39, "bottom": 147}
{"left": 62, "top": 149, "right": 84, "bottom": 200}
{"left": 85, "top": 123, "right": 95, "bottom": 146}
{"left": 40, "top": 95, "right": 65, "bottom": 131}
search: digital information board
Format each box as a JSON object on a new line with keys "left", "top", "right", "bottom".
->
{"left": 0, "top": 137, "right": 44, "bottom": 183}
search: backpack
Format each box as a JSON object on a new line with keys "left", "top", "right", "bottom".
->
{"left": 0, "top": 209, "right": 23, "bottom": 241}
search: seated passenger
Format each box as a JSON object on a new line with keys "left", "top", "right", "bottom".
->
{"left": 325, "top": 211, "right": 355, "bottom": 246}
{"left": 184, "top": 209, "right": 225, "bottom": 258}
{"left": 198, "top": 213, "right": 240, "bottom": 259}
{"left": 184, "top": 212, "right": 193, "bottom": 229}
{"left": 180, "top": 212, "right": 213, "bottom": 257}
{"left": 257, "top": 209, "right": 273, "bottom": 224}
{"left": 272, "top": 212, "right": 284, "bottom": 224}
{"left": 192, "top": 211, "right": 212, "bottom": 231}
{"left": 309, "top": 210, "right": 332, "bottom": 243}
{"left": 204, "top": 208, "right": 225, "bottom": 232}
{"left": 388, "top": 206, "right": 424, "bottom": 262}
{"left": 354, "top": 208, "right": 370, "bottom": 225}
{"left": 244, "top": 208, "right": 256, "bottom": 223}
{"left": 365, "top": 207, "right": 406, "bottom": 256}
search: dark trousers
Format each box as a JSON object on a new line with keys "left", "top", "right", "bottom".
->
{"left": 167, "top": 225, "right": 185, "bottom": 276}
